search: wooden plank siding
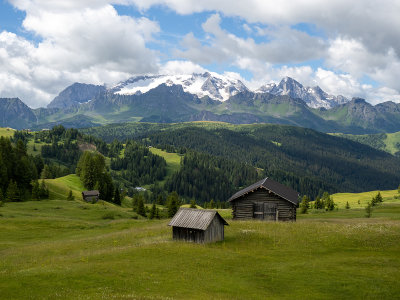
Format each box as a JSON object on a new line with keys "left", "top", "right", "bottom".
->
{"left": 231, "top": 188, "right": 296, "bottom": 221}
{"left": 204, "top": 217, "right": 224, "bottom": 243}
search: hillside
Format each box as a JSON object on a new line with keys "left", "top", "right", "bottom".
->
{"left": 0, "top": 196, "right": 399, "bottom": 299}
{"left": 82, "top": 122, "right": 400, "bottom": 198}
{"left": 334, "top": 131, "right": 400, "bottom": 156}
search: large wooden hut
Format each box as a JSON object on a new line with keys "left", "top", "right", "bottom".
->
{"left": 168, "top": 208, "right": 229, "bottom": 243}
{"left": 228, "top": 177, "right": 299, "bottom": 221}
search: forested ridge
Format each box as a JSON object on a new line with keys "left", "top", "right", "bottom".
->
{"left": 81, "top": 122, "right": 400, "bottom": 198}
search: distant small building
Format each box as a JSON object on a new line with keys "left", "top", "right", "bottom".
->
{"left": 82, "top": 190, "right": 100, "bottom": 202}
{"left": 169, "top": 208, "right": 229, "bottom": 243}
{"left": 135, "top": 187, "right": 146, "bottom": 192}
{"left": 228, "top": 177, "right": 299, "bottom": 221}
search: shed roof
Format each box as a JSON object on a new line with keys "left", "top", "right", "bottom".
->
{"left": 228, "top": 177, "right": 299, "bottom": 205}
{"left": 82, "top": 190, "right": 99, "bottom": 197}
{"left": 168, "top": 208, "right": 228, "bottom": 231}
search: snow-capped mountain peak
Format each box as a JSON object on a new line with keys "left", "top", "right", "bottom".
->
{"left": 256, "top": 77, "right": 348, "bottom": 108}
{"left": 111, "top": 72, "right": 248, "bottom": 101}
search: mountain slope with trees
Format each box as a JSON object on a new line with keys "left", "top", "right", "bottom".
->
{"left": 82, "top": 122, "right": 400, "bottom": 198}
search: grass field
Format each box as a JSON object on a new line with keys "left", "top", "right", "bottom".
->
{"left": 0, "top": 127, "right": 15, "bottom": 138}
{"left": 1, "top": 194, "right": 399, "bottom": 299}
{"left": 331, "top": 189, "right": 400, "bottom": 209}
{"left": 44, "top": 174, "right": 86, "bottom": 200}
{"left": 149, "top": 147, "right": 182, "bottom": 184}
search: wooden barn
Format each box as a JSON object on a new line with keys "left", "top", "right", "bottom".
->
{"left": 228, "top": 177, "right": 299, "bottom": 221}
{"left": 168, "top": 208, "right": 229, "bottom": 243}
{"left": 82, "top": 190, "right": 99, "bottom": 203}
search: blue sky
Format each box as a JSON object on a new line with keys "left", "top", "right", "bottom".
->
{"left": 0, "top": 0, "right": 399, "bottom": 107}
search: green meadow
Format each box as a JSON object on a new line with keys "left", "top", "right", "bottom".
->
{"left": 1, "top": 186, "right": 400, "bottom": 299}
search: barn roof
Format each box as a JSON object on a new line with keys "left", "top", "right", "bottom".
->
{"left": 82, "top": 190, "right": 99, "bottom": 197}
{"left": 228, "top": 177, "right": 299, "bottom": 205}
{"left": 168, "top": 208, "right": 229, "bottom": 231}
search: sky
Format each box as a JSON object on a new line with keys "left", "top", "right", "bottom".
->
{"left": 0, "top": 0, "right": 399, "bottom": 108}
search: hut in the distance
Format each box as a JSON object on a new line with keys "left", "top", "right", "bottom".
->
{"left": 82, "top": 190, "right": 100, "bottom": 203}
{"left": 228, "top": 177, "right": 299, "bottom": 221}
{"left": 168, "top": 208, "right": 229, "bottom": 243}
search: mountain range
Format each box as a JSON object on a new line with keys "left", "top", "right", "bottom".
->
{"left": 1, "top": 72, "right": 400, "bottom": 134}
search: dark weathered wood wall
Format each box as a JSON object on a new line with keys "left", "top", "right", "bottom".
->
{"left": 204, "top": 217, "right": 224, "bottom": 243}
{"left": 172, "top": 227, "right": 205, "bottom": 243}
{"left": 232, "top": 188, "right": 296, "bottom": 221}
{"left": 172, "top": 217, "right": 225, "bottom": 243}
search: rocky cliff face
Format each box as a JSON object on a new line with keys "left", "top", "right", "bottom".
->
{"left": 47, "top": 83, "right": 106, "bottom": 109}
{"left": 0, "top": 98, "right": 37, "bottom": 129}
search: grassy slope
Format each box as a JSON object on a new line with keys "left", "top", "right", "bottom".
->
{"left": 44, "top": 174, "right": 86, "bottom": 200}
{"left": 333, "top": 131, "right": 400, "bottom": 155}
{"left": 149, "top": 147, "right": 182, "bottom": 185}
{"left": 0, "top": 199, "right": 399, "bottom": 299}
{"left": 0, "top": 127, "right": 15, "bottom": 138}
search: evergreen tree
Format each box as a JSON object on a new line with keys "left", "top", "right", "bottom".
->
{"left": 6, "top": 180, "right": 19, "bottom": 202}
{"left": 136, "top": 196, "right": 146, "bottom": 217}
{"left": 39, "top": 179, "right": 49, "bottom": 199}
{"left": 149, "top": 203, "right": 156, "bottom": 219}
{"left": 167, "top": 191, "right": 180, "bottom": 217}
{"left": 365, "top": 202, "right": 373, "bottom": 218}
{"left": 209, "top": 199, "right": 215, "bottom": 209}
{"left": 155, "top": 207, "right": 160, "bottom": 219}
{"left": 41, "top": 164, "right": 52, "bottom": 179}
{"left": 31, "top": 180, "right": 40, "bottom": 200}
{"left": 371, "top": 192, "right": 383, "bottom": 206}
{"left": 324, "top": 193, "right": 335, "bottom": 211}
{"left": 0, "top": 188, "right": 4, "bottom": 203}
{"left": 113, "top": 186, "right": 121, "bottom": 205}
{"left": 190, "top": 199, "right": 196, "bottom": 208}
{"left": 299, "top": 195, "right": 310, "bottom": 214}
{"left": 345, "top": 201, "right": 350, "bottom": 209}
{"left": 67, "top": 190, "right": 74, "bottom": 201}
{"left": 314, "top": 196, "right": 323, "bottom": 209}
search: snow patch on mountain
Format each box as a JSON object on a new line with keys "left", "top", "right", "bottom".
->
{"left": 111, "top": 72, "right": 248, "bottom": 101}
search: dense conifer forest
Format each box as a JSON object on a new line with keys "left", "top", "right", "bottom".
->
{"left": 82, "top": 122, "right": 400, "bottom": 198}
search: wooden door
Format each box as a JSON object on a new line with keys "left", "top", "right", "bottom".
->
{"left": 263, "top": 203, "right": 277, "bottom": 221}
{"left": 253, "top": 202, "right": 264, "bottom": 219}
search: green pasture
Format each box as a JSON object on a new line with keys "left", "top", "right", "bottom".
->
{"left": 1, "top": 198, "right": 399, "bottom": 299}
{"left": 0, "top": 127, "right": 15, "bottom": 138}
{"left": 149, "top": 147, "right": 182, "bottom": 183}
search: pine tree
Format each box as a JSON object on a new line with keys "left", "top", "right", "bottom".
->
{"left": 6, "top": 180, "right": 19, "bottom": 202}
{"left": 209, "top": 199, "right": 215, "bottom": 209}
{"left": 67, "top": 190, "right": 74, "bottom": 201}
{"left": 167, "top": 191, "right": 179, "bottom": 217}
{"left": 41, "top": 164, "right": 52, "bottom": 179}
{"left": 0, "top": 188, "right": 4, "bottom": 205}
{"left": 31, "top": 180, "right": 40, "bottom": 200}
{"left": 149, "top": 203, "right": 156, "bottom": 219}
{"left": 365, "top": 202, "right": 373, "bottom": 218}
{"left": 190, "top": 199, "right": 196, "bottom": 208}
{"left": 39, "top": 179, "right": 49, "bottom": 199}
{"left": 345, "top": 201, "right": 350, "bottom": 209}
{"left": 299, "top": 195, "right": 310, "bottom": 214}
{"left": 113, "top": 186, "right": 121, "bottom": 205}
{"left": 136, "top": 196, "right": 146, "bottom": 217}
{"left": 155, "top": 207, "right": 160, "bottom": 219}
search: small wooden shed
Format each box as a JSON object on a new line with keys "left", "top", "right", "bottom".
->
{"left": 168, "top": 208, "right": 229, "bottom": 243}
{"left": 82, "top": 190, "right": 99, "bottom": 203}
{"left": 228, "top": 177, "right": 299, "bottom": 221}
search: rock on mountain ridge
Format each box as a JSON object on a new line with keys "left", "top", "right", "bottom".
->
{"left": 47, "top": 83, "right": 106, "bottom": 109}
{"left": 256, "top": 76, "right": 348, "bottom": 109}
